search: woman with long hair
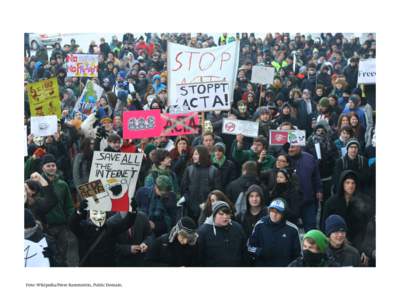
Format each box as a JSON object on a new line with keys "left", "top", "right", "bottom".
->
{"left": 198, "top": 190, "right": 235, "bottom": 225}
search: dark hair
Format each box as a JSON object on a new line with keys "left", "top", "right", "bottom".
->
{"left": 348, "top": 112, "right": 363, "bottom": 137}
{"left": 254, "top": 136, "right": 268, "bottom": 148}
{"left": 337, "top": 113, "right": 350, "bottom": 129}
{"left": 242, "top": 161, "right": 258, "bottom": 176}
{"left": 204, "top": 190, "right": 235, "bottom": 219}
{"left": 107, "top": 133, "right": 121, "bottom": 143}
{"left": 153, "top": 149, "right": 170, "bottom": 167}
{"left": 193, "top": 145, "right": 211, "bottom": 167}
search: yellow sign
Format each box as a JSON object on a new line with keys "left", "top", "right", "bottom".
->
{"left": 28, "top": 78, "right": 61, "bottom": 118}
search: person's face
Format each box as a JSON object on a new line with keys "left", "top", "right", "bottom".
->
{"left": 330, "top": 231, "right": 346, "bottom": 248}
{"left": 269, "top": 209, "right": 283, "bottom": 223}
{"left": 288, "top": 145, "right": 301, "bottom": 157}
{"left": 248, "top": 192, "right": 261, "bottom": 207}
{"left": 347, "top": 145, "right": 358, "bottom": 158}
{"left": 316, "top": 89, "right": 323, "bottom": 97}
{"left": 89, "top": 210, "right": 106, "bottom": 227}
{"left": 260, "top": 112, "right": 270, "bottom": 121}
{"left": 108, "top": 139, "right": 121, "bottom": 151}
{"left": 328, "top": 97, "right": 336, "bottom": 107}
{"left": 316, "top": 128, "right": 325, "bottom": 136}
{"left": 160, "top": 156, "right": 172, "bottom": 168}
{"left": 350, "top": 116, "right": 359, "bottom": 127}
{"left": 282, "top": 107, "right": 290, "bottom": 115}
{"left": 276, "top": 172, "right": 287, "bottom": 183}
{"left": 203, "top": 135, "right": 214, "bottom": 150}
{"left": 114, "top": 117, "right": 122, "bottom": 127}
{"left": 247, "top": 94, "right": 254, "bottom": 102}
{"left": 341, "top": 117, "right": 350, "bottom": 127}
{"left": 177, "top": 233, "right": 189, "bottom": 246}
{"left": 203, "top": 120, "right": 213, "bottom": 133}
{"left": 214, "top": 210, "right": 231, "bottom": 226}
{"left": 252, "top": 142, "right": 264, "bottom": 154}
{"left": 349, "top": 101, "right": 356, "bottom": 109}
{"left": 214, "top": 148, "right": 224, "bottom": 160}
{"left": 100, "top": 98, "right": 107, "bottom": 106}
{"left": 104, "top": 122, "right": 113, "bottom": 131}
{"left": 42, "top": 162, "right": 57, "bottom": 176}
{"left": 303, "top": 239, "right": 319, "bottom": 253}
{"left": 276, "top": 155, "right": 289, "bottom": 169}
{"left": 308, "top": 68, "right": 316, "bottom": 76}
{"left": 302, "top": 90, "right": 310, "bottom": 100}
{"left": 340, "top": 130, "right": 350, "bottom": 141}
{"left": 335, "top": 83, "right": 343, "bottom": 90}
{"left": 177, "top": 140, "right": 187, "bottom": 153}
{"left": 343, "top": 178, "right": 356, "bottom": 195}
{"left": 210, "top": 193, "right": 218, "bottom": 204}
{"left": 192, "top": 150, "right": 200, "bottom": 163}
{"left": 238, "top": 103, "right": 247, "bottom": 114}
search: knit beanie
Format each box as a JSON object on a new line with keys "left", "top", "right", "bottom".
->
{"left": 168, "top": 217, "right": 198, "bottom": 245}
{"left": 155, "top": 175, "right": 172, "bottom": 192}
{"left": 319, "top": 97, "right": 330, "bottom": 109}
{"left": 41, "top": 154, "right": 56, "bottom": 167}
{"left": 304, "top": 230, "right": 329, "bottom": 253}
{"left": 325, "top": 214, "right": 348, "bottom": 237}
{"left": 213, "top": 142, "right": 226, "bottom": 153}
{"left": 346, "top": 138, "right": 360, "bottom": 151}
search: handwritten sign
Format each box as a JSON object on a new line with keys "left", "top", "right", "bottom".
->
{"left": 77, "top": 179, "right": 112, "bottom": 211}
{"left": 161, "top": 113, "right": 199, "bottom": 136}
{"left": 168, "top": 41, "right": 240, "bottom": 112}
{"left": 30, "top": 115, "right": 58, "bottom": 137}
{"left": 251, "top": 66, "right": 275, "bottom": 85}
{"left": 66, "top": 54, "right": 99, "bottom": 77}
{"left": 269, "top": 130, "right": 306, "bottom": 146}
{"left": 89, "top": 152, "right": 143, "bottom": 212}
{"left": 24, "top": 238, "right": 50, "bottom": 267}
{"left": 358, "top": 58, "right": 376, "bottom": 85}
{"left": 73, "top": 80, "right": 104, "bottom": 116}
{"left": 222, "top": 118, "right": 259, "bottom": 138}
{"left": 28, "top": 78, "right": 61, "bottom": 118}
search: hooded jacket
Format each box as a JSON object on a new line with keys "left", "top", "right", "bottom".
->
{"left": 323, "top": 170, "right": 373, "bottom": 251}
{"left": 247, "top": 215, "right": 301, "bottom": 267}
{"left": 226, "top": 174, "right": 262, "bottom": 205}
{"left": 237, "top": 185, "right": 268, "bottom": 238}
{"left": 326, "top": 242, "right": 361, "bottom": 267}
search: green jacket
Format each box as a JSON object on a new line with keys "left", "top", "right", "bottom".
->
{"left": 232, "top": 142, "right": 276, "bottom": 172}
{"left": 41, "top": 175, "right": 75, "bottom": 226}
{"left": 24, "top": 157, "right": 42, "bottom": 180}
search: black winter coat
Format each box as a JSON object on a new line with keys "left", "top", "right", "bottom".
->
{"left": 146, "top": 233, "right": 200, "bottom": 267}
{"left": 226, "top": 175, "right": 261, "bottom": 205}
{"left": 197, "top": 221, "right": 248, "bottom": 267}
{"left": 326, "top": 243, "right": 361, "bottom": 267}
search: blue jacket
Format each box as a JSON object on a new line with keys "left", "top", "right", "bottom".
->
{"left": 248, "top": 216, "right": 301, "bottom": 266}
{"left": 290, "top": 151, "right": 322, "bottom": 206}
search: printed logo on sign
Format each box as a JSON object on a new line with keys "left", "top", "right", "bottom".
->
{"left": 275, "top": 133, "right": 286, "bottom": 142}
{"left": 128, "top": 116, "right": 155, "bottom": 130}
{"left": 225, "top": 122, "right": 236, "bottom": 132}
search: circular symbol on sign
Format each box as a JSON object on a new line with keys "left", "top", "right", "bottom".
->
{"left": 225, "top": 122, "right": 236, "bottom": 132}
{"left": 275, "top": 134, "right": 286, "bottom": 142}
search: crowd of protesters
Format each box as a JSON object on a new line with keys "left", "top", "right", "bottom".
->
{"left": 24, "top": 32, "right": 376, "bottom": 267}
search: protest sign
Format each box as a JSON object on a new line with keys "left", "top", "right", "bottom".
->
{"left": 28, "top": 77, "right": 61, "bottom": 118}
{"left": 123, "top": 110, "right": 199, "bottom": 139}
{"left": 123, "top": 110, "right": 163, "bottom": 139}
{"left": 269, "top": 130, "right": 306, "bottom": 146}
{"left": 358, "top": 58, "right": 376, "bottom": 85}
{"left": 222, "top": 118, "right": 259, "bottom": 138}
{"left": 24, "top": 238, "right": 50, "bottom": 267}
{"left": 251, "top": 65, "right": 275, "bottom": 85}
{"left": 24, "top": 125, "right": 28, "bottom": 157}
{"left": 77, "top": 179, "right": 112, "bottom": 211}
{"left": 30, "top": 115, "right": 58, "bottom": 137}
{"left": 175, "top": 82, "right": 230, "bottom": 112}
{"left": 66, "top": 54, "right": 98, "bottom": 77}
{"left": 161, "top": 113, "right": 199, "bottom": 136}
{"left": 89, "top": 151, "right": 143, "bottom": 212}
{"left": 168, "top": 41, "right": 240, "bottom": 112}
{"left": 73, "top": 80, "right": 104, "bottom": 116}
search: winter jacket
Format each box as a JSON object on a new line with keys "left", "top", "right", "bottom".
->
{"left": 25, "top": 184, "right": 58, "bottom": 228}
{"left": 197, "top": 221, "right": 248, "bottom": 267}
{"left": 135, "top": 187, "right": 178, "bottom": 237}
{"left": 289, "top": 151, "right": 322, "bottom": 206}
{"left": 323, "top": 171, "right": 373, "bottom": 251}
{"left": 247, "top": 216, "right": 301, "bottom": 267}
{"left": 211, "top": 154, "right": 238, "bottom": 192}
{"left": 146, "top": 233, "right": 199, "bottom": 267}
{"left": 180, "top": 164, "right": 222, "bottom": 219}
{"left": 41, "top": 175, "right": 74, "bottom": 226}
{"left": 226, "top": 174, "right": 261, "bottom": 205}
{"left": 231, "top": 142, "right": 276, "bottom": 172}
{"left": 326, "top": 243, "right": 361, "bottom": 267}
{"left": 288, "top": 254, "right": 340, "bottom": 267}
{"left": 69, "top": 211, "right": 137, "bottom": 267}
{"left": 112, "top": 212, "right": 154, "bottom": 267}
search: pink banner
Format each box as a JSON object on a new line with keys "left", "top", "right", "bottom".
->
{"left": 161, "top": 113, "right": 199, "bottom": 136}
{"left": 123, "top": 110, "right": 163, "bottom": 139}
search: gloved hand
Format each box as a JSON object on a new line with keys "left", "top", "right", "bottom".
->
{"left": 130, "top": 197, "right": 137, "bottom": 213}
{"left": 79, "top": 199, "right": 89, "bottom": 215}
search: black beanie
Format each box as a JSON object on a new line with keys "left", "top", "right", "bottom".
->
{"left": 24, "top": 209, "right": 36, "bottom": 229}
{"left": 179, "top": 217, "right": 197, "bottom": 232}
{"left": 41, "top": 153, "right": 56, "bottom": 167}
